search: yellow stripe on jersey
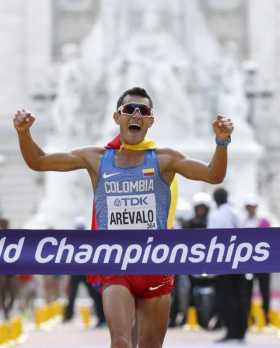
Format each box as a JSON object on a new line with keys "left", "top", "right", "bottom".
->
{"left": 120, "top": 138, "right": 178, "bottom": 229}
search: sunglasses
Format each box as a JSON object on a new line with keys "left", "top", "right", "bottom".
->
{"left": 118, "top": 103, "right": 153, "bottom": 117}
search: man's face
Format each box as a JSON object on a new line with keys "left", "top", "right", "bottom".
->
{"left": 245, "top": 205, "right": 257, "bottom": 217}
{"left": 195, "top": 205, "right": 208, "bottom": 218}
{"left": 113, "top": 95, "right": 154, "bottom": 145}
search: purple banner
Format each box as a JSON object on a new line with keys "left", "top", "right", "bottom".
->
{"left": 0, "top": 228, "right": 278, "bottom": 275}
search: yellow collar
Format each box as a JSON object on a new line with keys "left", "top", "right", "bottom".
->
{"left": 120, "top": 138, "right": 157, "bottom": 151}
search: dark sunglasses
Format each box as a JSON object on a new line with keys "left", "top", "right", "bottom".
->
{"left": 118, "top": 103, "right": 153, "bottom": 117}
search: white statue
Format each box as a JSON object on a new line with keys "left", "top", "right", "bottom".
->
{"left": 51, "top": 43, "right": 86, "bottom": 138}
{"left": 102, "top": 5, "right": 196, "bottom": 143}
{"left": 216, "top": 41, "right": 252, "bottom": 137}
{"left": 26, "top": 0, "right": 260, "bottom": 229}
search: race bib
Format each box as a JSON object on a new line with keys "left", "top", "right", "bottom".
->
{"left": 107, "top": 193, "right": 157, "bottom": 230}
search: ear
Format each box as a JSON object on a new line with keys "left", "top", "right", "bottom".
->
{"left": 148, "top": 116, "right": 154, "bottom": 128}
{"left": 113, "top": 112, "right": 120, "bottom": 125}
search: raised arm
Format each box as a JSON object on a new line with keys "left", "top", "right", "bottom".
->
{"left": 162, "top": 115, "right": 233, "bottom": 184}
{"left": 13, "top": 110, "right": 89, "bottom": 172}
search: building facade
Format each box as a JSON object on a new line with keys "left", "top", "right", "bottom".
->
{"left": 0, "top": 0, "right": 279, "bottom": 227}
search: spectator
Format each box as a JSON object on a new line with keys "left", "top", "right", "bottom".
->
{"left": 178, "top": 193, "right": 214, "bottom": 329}
{"left": 182, "top": 192, "right": 211, "bottom": 229}
{"left": 42, "top": 227, "right": 62, "bottom": 303}
{"left": 208, "top": 188, "right": 248, "bottom": 343}
{"left": 63, "top": 217, "right": 105, "bottom": 327}
{"left": 0, "top": 218, "right": 18, "bottom": 319}
{"left": 242, "top": 194, "right": 271, "bottom": 325}
{"left": 170, "top": 193, "right": 212, "bottom": 328}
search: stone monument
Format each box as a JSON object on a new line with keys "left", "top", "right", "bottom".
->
{"left": 26, "top": 0, "right": 262, "bottom": 228}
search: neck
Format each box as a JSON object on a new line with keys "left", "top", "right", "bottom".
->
{"left": 120, "top": 137, "right": 157, "bottom": 151}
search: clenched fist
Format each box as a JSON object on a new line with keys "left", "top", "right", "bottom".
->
{"left": 13, "top": 109, "right": 35, "bottom": 133}
{"left": 212, "top": 115, "right": 234, "bottom": 140}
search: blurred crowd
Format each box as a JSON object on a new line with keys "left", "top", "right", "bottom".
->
{"left": 0, "top": 188, "right": 276, "bottom": 341}
{"left": 171, "top": 187, "right": 273, "bottom": 342}
{"left": 0, "top": 216, "right": 105, "bottom": 327}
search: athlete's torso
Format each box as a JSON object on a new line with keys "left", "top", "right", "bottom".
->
{"left": 94, "top": 149, "right": 170, "bottom": 230}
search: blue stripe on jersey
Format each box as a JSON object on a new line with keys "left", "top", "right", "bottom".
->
{"left": 94, "top": 149, "right": 170, "bottom": 230}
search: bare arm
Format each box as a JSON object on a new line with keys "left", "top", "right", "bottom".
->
{"left": 163, "top": 115, "right": 233, "bottom": 184}
{"left": 14, "top": 110, "right": 89, "bottom": 171}
{"left": 167, "top": 147, "right": 227, "bottom": 184}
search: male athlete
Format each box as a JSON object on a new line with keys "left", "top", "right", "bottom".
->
{"left": 14, "top": 87, "right": 233, "bottom": 348}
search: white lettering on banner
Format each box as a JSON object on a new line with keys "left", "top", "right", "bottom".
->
{"left": 253, "top": 242, "right": 270, "bottom": 262}
{"left": 0, "top": 234, "right": 272, "bottom": 273}
{"left": 107, "top": 193, "right": 157, "bottom": 230}
{"left": 189, "top": 244, "right": 206, "bottom": 263}
{"left": 104, "top": 179, "right": 154, "bottom": 194}
{"left": 232, "top": 242, "right": 253, "bottom": 269}
{"left": 121, "top": 244, "right": 143, "bottom": 270}
{"left": 35, "top": 237, "right": 57, "bottom": 263}
{"left": 0, "top": 237, "right": 25, "bottom": 263}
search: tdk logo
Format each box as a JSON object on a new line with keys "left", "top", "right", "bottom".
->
{"left": 113, "top": 199, "right": 122, "bottom": 207}
{"left": 114, "top": 196, "right": 148, "bottom": 207}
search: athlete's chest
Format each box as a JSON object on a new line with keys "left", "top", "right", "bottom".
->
{"left": 112, "top": 151, "right": 171, "bottom": 184}
{"left": 99, "top": 152, "right": 158, "bottom": 229}
{"left": 101, "top": 174, "right": 158, "bottom": 230}
{"left": 114, "top": 151, "right": 145, "bottom": 167}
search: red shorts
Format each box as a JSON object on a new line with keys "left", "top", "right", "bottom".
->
{"left": 100, "top": 275, "right": 174, "bottom": 299}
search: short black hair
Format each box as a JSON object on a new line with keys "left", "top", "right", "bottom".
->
{"left": 213, "top": 187, "right": 228, "bottom": 206}
{"left": 116, "top": 87, "right": 153, "bottom": 110}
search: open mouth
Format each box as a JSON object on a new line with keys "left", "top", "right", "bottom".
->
{"left": 128, "top": 124, "right": 141, "bottom": 132}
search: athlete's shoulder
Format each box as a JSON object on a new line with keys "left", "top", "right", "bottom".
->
{"left": 75, "top": 146, "right": 105, "bottom": 157}
{"left": 156, "top": 148, "right": 185, "bottom": 160}
{"left": 72, "top": 146, "right": 105, "bottom": 168}
{"left": 72, "top": 146, "right": 105, "bottom": 175}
